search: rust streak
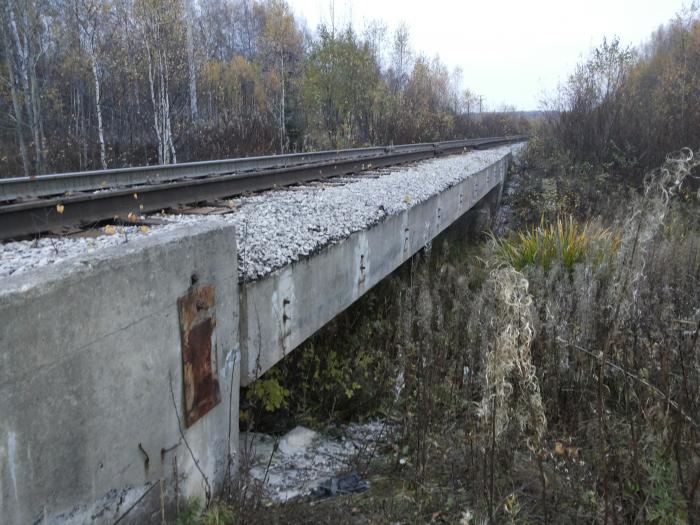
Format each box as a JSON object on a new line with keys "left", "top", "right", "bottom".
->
{"left": 177, "top": 284, "right": 221, "bottom": 427}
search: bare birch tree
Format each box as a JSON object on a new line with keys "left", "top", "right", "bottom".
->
{"left": 0, "top": 0, "right": 30, "bottom": 176}
{"left": 3, "top": 0, "right": 46, "bottom": 174}
{"left": 260, "top": 0, "right": 301, "bottom": 153}
{"left": 75, "top": 0, "right": 108, "bottom": 169}
{"left": 135, "top": 0, "right": 179, "bottom": 164}
{"left": 184, "top": 0, "right": 198, "bottom": 121}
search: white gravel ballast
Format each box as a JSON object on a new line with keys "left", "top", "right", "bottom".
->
{"left": 0, "top": 144, "right": 521, "bottom": 282}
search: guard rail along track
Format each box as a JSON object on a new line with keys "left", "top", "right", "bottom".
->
{"left": 0, "top": 135, "right": 526, "bottom": 241}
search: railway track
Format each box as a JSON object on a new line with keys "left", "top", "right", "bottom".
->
{"left": 0, "top": 136, "right": 525, "bottom": 241}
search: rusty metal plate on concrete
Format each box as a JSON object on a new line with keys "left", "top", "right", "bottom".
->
{"left": 177, "top": 284, "right": 221, "bottom": 427}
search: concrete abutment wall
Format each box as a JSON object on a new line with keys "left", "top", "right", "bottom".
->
{"left": 0, "top": 223, "right": 240, "bottom": 524}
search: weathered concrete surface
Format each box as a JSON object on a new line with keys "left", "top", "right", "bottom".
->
{"left": 0, "top": 150, "right": 512, "bottom": 522}
{"left": 240, "top": 154, "right": 510, "bottom": 384}
{"left": 0, "top": 223, "right": 240, "bottom": 524}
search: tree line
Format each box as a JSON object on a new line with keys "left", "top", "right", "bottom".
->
{"left": 534, "top": 5, "right": 700, "bottom": 178}
{"left": 0, "top": 0, "right": 530, "bottom": 177}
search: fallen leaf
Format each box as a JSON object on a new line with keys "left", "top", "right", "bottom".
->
{"left": 139, "top": 225, "right": 150, "bottom": 233}
{"left": 56, "top": 204, "right": 65, "bottom": 214}
{"left": 554, "top": 441, "right": 565, "bottom": 457}
{"left": 104, "top": 225, "right": 116, "bottom": 235}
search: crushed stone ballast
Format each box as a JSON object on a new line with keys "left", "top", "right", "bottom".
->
{"left": 0, "top": 144, "right": 521, "bottom": 282}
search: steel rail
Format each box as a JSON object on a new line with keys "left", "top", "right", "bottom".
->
{"left": 0, "top": 136, "right": 526, "bottom": 201}
{"left": 0, "top": 136, "right": 525, "bottom": 241}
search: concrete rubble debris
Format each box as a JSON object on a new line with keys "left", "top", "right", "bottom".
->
{"left": 240, "top": 421, "right": 390, "bottom": 503}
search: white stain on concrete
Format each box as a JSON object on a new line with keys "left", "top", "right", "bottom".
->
{"left": 7, "top": 431, "right": 18, "bottom": 501}
{"left": 220, "top": 349, "right": 238, "bottom": 378}
{"left": 272, "top": 269, "right": 296, "bottom": 357}
{"left": 0, "top": 441, "right": 5, "bottom": 511}
{"left": 354, "top": 232, "right": 370, "bottom": 292}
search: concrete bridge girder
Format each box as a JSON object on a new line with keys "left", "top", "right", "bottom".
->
{"left": 239, "top": 156, "right": 509, "bottom": 385}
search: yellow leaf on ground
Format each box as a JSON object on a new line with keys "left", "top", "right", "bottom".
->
{"left": 139, "top": 225, "right": 150, "bottom": 233}
{"left": 56, "top": 204, "right": 65, "bottom": 214}
{"left": 554, "top": 441, "right": 565, "bottom": 457}
{"left": 104, "top": 225, "right": 116, "bottom": 235}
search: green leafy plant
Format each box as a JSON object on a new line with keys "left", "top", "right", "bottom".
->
{"left": 247, "top": 375, "right": 290, "bottom": 412}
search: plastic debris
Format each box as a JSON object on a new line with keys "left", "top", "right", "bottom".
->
{"left": 310, "top": 472, "right": 369, "bottom": 499}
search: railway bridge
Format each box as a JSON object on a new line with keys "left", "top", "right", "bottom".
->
{"left": 0, "top": 137, "right": 523, "bottom": 524}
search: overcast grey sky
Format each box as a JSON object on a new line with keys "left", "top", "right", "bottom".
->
{"left": 288, "top": 0, "right": 690, "bottom": 111}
